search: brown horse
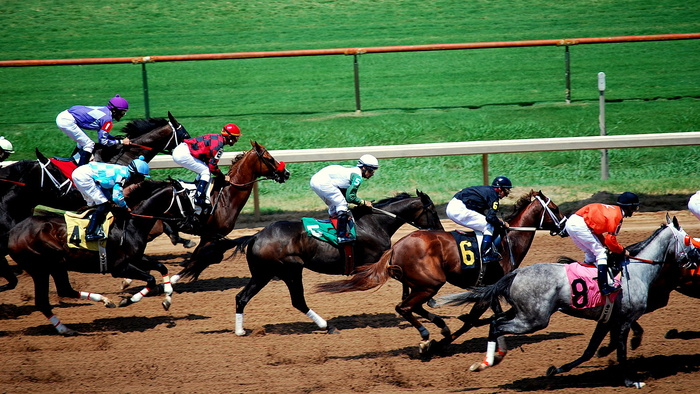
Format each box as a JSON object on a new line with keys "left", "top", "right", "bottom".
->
{"left": 318, "top": 190, "right": 566, "bottom": 352}
{"left": 170, "top": 140, "right": 290, "bottom": 283}
{"left": 7, "top": 180, "right": 193, "bottom": 336}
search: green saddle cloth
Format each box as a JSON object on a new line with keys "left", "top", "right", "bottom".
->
{"left": 301, "top": 217, "right": 357, "bottom": 246}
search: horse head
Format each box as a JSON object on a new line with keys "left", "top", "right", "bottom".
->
{"left": 508, "top": 190, "right": 566, "bottom": 236}
{"left": 249, "top": 141, "right": 290, "bottom": 183}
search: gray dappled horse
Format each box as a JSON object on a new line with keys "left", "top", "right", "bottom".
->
{"left": 433, "top": 215, "right": 695, "bottom": 388}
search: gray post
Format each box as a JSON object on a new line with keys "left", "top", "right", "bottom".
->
{"left": 598, "top": 72, "right": 608, "bottom": 180}
{"left": 353, "top": 54, "right": 361, "bottom": 113}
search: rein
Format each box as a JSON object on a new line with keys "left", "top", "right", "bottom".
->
{"left": 371, "top": 204, "right": 430, "bottom": 229}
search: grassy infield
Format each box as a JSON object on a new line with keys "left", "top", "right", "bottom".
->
{"left": 1, "top": 1, "right": 699, "bottom": 214}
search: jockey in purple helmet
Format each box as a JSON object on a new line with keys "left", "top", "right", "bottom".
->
{"left": 55, "top": 94, "right": 132, "bottom": 166}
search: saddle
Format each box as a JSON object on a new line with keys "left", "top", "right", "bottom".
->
{"left": 65, "top": 209, "right": 114, "bottom": 251}
{"left": 301, "top": 217, "right": 357, "bottom": 275}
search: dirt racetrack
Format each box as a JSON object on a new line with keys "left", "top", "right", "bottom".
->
{"left": 2, "top": 204, "right": 700, "bottom": 393}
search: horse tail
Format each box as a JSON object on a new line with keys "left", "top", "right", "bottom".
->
{"left": 179, "top": 235, "right": 256, "bottom": 280}
{"left": 432, "top": 270, "right": 519, "bottom": 308}
{"left": 316, "top": 248, "right": 396, "bottom": 293}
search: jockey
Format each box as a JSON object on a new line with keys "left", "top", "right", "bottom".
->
{"left": 172, "top": 123, "right": 241, "bottom": 215}
{"left": 55, "top": 95, "right": 132, "bottom": 166}
{"left": 564, "top": 191, "right": 640, "bottom": 296}
{"left": 309, "top": 154, "right": 379, "bottom": 244}
{"left": 0, "top": 136, "right": 14, "bottom": 162}
{"left": 72, "top": 155, "right": 150, "bottom": 242}
{"left": 446, "top": 176, "right": 512, "bottom": 263}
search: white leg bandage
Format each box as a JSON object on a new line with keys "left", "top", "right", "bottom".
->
{"left": 306, "top": 309, "right": 327, "bottom": 329}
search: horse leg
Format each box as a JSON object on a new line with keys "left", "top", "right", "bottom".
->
{"left": 0, "top": 255, "right": 18, "bottom": 292}
{"left": 395, "top": 288, "right": 439, "bottom": 353}
{"left": 280, "top": 266, "right": 335, "bottom": 334}
{"left": 135, "top": 257, "right": 174, "bottom": 310}
{"left": 235, "top": 270, "right": 275, "bottom": 336}
{"left": 546, "top": 321, "right": 611, "bottom": 376}
{"left": 116, "top": 264, "right": 158, "bottom": 308}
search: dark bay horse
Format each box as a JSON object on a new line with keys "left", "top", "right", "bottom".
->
{"left": 169, "top": 141, "right": 290, "bottom": 284}
{"left": 193, "top": 191, "right": 443, "bottom": 335}
{"left": 0, "top": 113, "right": 190, "bottom": 291}
{"left": 7, "top": 180, "right": 193, "bottom": 336}
{"left": 433, "top": 216, "right": 695, "bottom": 388}
{"left": 317, "top": 190, "right": 565, "bottom": 352}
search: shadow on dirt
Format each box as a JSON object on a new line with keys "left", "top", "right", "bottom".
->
{"left": 497, "top": 353, "right": 700, "bottom": 391}
{"left": 18, "top": 313, "right": 210, "bottom": 336}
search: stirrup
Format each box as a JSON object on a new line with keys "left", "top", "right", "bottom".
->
{"left": 600, "top": 282, "right": 621, "bottom": 296}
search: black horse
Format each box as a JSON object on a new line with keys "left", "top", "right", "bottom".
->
{"left": 0, "top": 113, "right": 190, "bottom": 292}
{"left": 195, "top": 191, "right": 443, "bottom": 335}
{"left": 8, "top": 179, "right": 193, "bottom": 336}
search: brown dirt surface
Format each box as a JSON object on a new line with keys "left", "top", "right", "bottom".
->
{"left": 1, "top": 193, "right": 699, "bottom": 393}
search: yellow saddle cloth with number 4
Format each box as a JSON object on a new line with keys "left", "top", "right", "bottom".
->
{"left": 64, "top": 210, "right": 114, "bottom": 250}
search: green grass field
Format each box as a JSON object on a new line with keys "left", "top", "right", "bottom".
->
{"left": 1, "top": 0, "right": 699, "bottom": 213}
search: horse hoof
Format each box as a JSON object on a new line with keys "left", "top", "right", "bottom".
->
{"left": 419, "top": 339, "right": 435, "bottom": 355}
{"left": 546, "top": 366, "right": 560, "bottom": 376}
{"left": 469, "top": 362, "right": 488, "bottom": 372}
{"left": 327, "top": 326, "right": 340, "bottom": 335}
{"left": 120, "top": 279, "right": 133, "bottom": 290}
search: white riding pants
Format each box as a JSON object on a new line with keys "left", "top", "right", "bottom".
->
{"left": 565, "top": 213, "right": 607, "bottom": 266}
{"left": 689, "top": 191, "right": 700, "bottom": 221}
{"left": 172, "top": 143, "right": 211, "bottom": 182}
{"left": 72, "top": 165, "right": 108, "bottom": 206}
{"left": 56, "top": 110, "right": 95, "bottom": 153}
{"left": 309, "top": 178, "right": 348, "bottom": 217}
{"left": 445, "top": 198, "right": 494, "bottom": 235}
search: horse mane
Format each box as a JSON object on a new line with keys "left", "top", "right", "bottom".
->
{"left": 373, "top": 192, "right": 413, "bottom": 208}
{"left": 504, "top": 190, "right": 538, "bottom": 221}
{"left": 123, "top": 180, "right": 169, "bottom": 204}
{"left": 626, "top": 224, "right": 667, "bottom": 255}
{"left": 118, "top": 118, "right": 169, "bottom": 138}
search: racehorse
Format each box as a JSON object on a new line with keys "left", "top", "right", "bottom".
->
{"left": 433, "top": 215, "right": 695, "bottom": 388}
{"left": 0, "top": 113, "right": 190, "bottom": 292}
{"left": 192, "top": 191, "right": 443, "bottom": 335}
{"left": 7, "top": 179, "right": 193, "bottom": 336}
{"left": 317, "top": 190, "right": 565, "bottom": 352}
{"left": 169, "top": 141, "right": 290, "bottom": 283}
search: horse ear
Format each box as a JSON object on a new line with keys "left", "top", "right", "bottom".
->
{"left": 167, "top": 111, "right": 179, "bottom": 128}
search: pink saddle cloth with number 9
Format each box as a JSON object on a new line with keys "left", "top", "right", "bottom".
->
{"left": 565, "top": 262, "right": 621, "bottom": 309}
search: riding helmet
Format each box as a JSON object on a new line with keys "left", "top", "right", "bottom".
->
{"left": 357, "top": 154, "right": 379, "bottom": 169}
{"left": 221, "top": 123, "right": 242, "bottom": 137}
{"left": 128, "top": 155, "right": 150, "bottom": 178}
{"left": 107, "top": 94, "right": 129, "bottom": 111}
{"left": 617, "top": 192, "right": 640, "bottom": 206}
{"left": 491, "top": 176, "right": 512, "bottom": 189}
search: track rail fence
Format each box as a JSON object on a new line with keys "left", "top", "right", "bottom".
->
{"left": 1, "top": 33, "right": 699, "bottom": 115}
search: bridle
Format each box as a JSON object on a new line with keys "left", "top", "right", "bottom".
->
{"left": 228, "top": 146, "right": 286, "bottom": 188}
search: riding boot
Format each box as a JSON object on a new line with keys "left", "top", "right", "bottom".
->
{"left": 336, "top": 212, "right": 355, "bottom": 244}
{"left": 194, "top": 180, "right": 210, "bottom": 215}
{"left": 597, "top": 264, "right": 621, "bottom": 296}
{"left": 77, "top": 149, "right": 92, "bottom": 166}
{"left": 480, "top": 235, "right": 501, "bottom": 263}
{"left": 85, "top": 203, "right": 109, "bottom": 242}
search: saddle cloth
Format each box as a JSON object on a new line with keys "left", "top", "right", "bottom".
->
{"left": 64, "top": 210, "right": 114, "bottom": 250}
{"left": 450, "top": 230, "right": 484, "bottom": 269}
{"left": 566, "top": 262, "right": 621, "bottom": 309}
{"left": 301, "top": 217, "right": 357, "bottom": 246}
